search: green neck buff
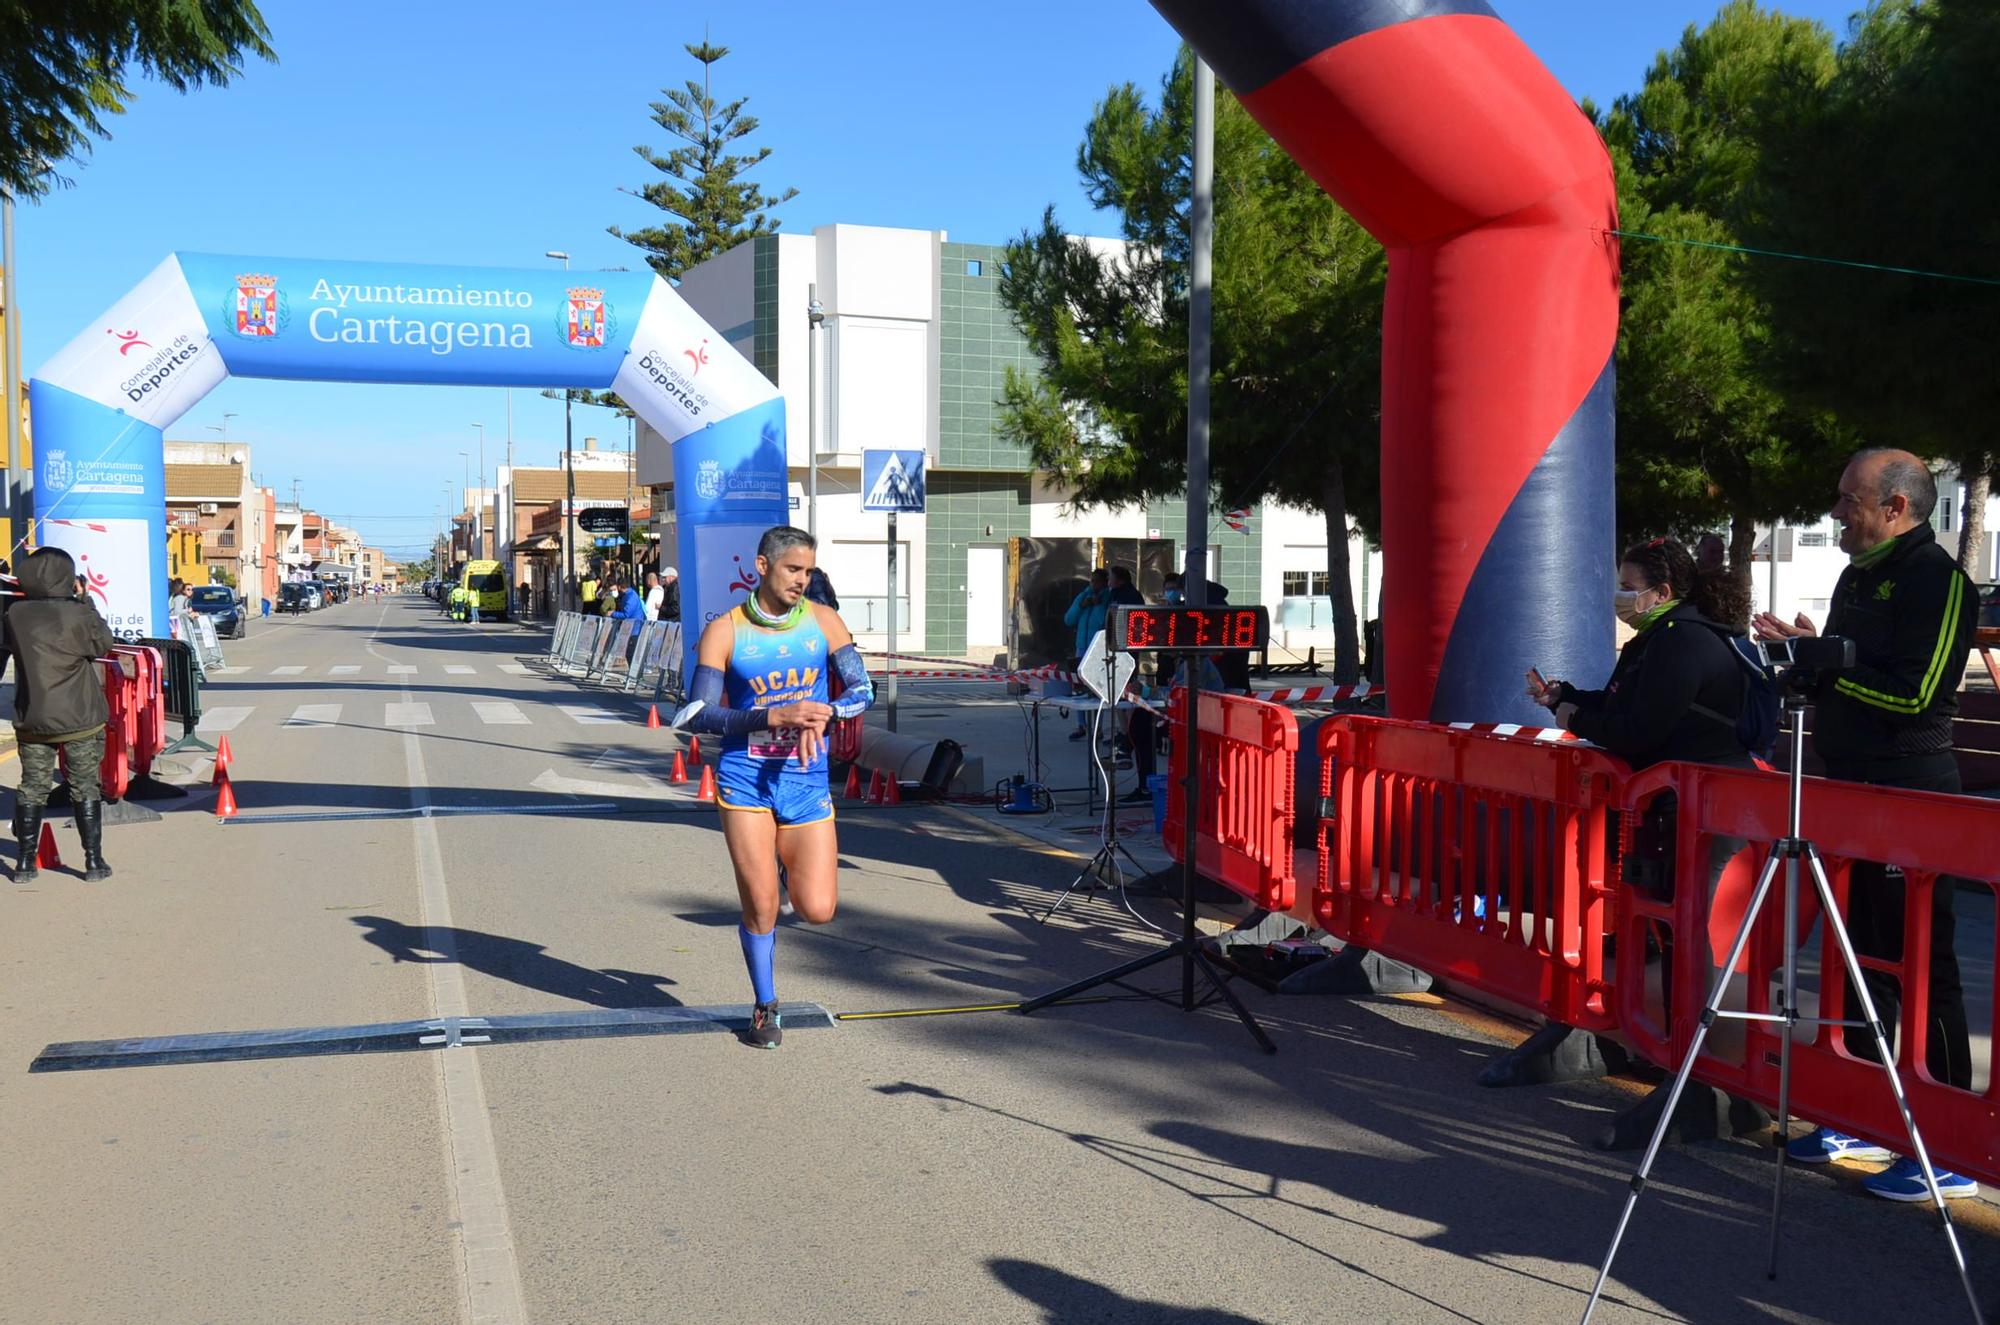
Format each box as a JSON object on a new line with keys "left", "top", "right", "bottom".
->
{"left": 1850, "top": 535, "right": 1899, "bottom": 569}
{"left": 744, "top": 593, "right": 808, "bottom": 630}
{"left": 1634, "top": 598, "right": 1678, "bottom": 633}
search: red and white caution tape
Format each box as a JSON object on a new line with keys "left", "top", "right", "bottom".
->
{"left": 1447, "top": 722, "right": 1579, "bottom": 743}
{"left": 1250, "top": 682, "right": 1383, "bottom": 704}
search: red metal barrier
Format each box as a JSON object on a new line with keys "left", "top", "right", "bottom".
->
{"left": 1315, "top": 717, "right": 1623, "bottom": 1031}
{"left": 1164, "top": 689, "right": 1300, "bottom": 911}
{"left": 1616, "top": 762, "right": 2000, "bottom": 1191}
{"left": 830, "top": 714, "right": 863, "bottom": 766}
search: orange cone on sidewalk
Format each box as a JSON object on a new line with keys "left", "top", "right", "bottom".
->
{"left": 689, "top": 735, "right": 703, "bottom": 765}
{"left": 646, "top": 704, "right": 661, "bottom": 729}
{"left": 214, "top": 773, "right": 239, "bottom": 819}
{"left": 884, "top": 775, "right": 903, "bottom": 807}
{"left": 35, "top": 822, "right": 61, "bottom": 869}
{"left": 215, "top": 734, "right": 234, "bottom": 775}
{"left": 696, "top": 764, "right": 717, "bottom": 803}
{"left": 842, "top": 765, "right": 863, "bottom": 799}
{"left": 866, "top": 768, "right": 886, "bottom": 805}
{"left": 669, "top": 750, "right": 688, "bottom": 784}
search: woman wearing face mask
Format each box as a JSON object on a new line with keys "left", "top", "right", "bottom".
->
{"left": 1526, "top": 537, "right": 1754, "bottom": 769}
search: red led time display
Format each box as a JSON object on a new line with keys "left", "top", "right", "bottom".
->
{"left": 1110, "top": 605, "right": 1269, "bottom": 652}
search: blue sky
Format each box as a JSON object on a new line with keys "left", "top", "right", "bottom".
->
{"left": 12, "top": 0, "right": 1867, "bottom": 560}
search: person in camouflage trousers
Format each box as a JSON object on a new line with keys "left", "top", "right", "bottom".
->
{"left": 7, "top": 547, "right": 116, "bottom": 882}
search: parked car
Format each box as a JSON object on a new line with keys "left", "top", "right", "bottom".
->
{"left": 188, "top": 584, "right": 246, "bottom": 639}
{"left": 277, "top": 583, "right": 311, "bottom": 614}
{"left": 304, "top": 584, "right": 325, "bottom": 610}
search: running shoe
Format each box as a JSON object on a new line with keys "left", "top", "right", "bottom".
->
{"left": 744, "top": 1001, "right": 783, "bottom": 1050}
{"left": 1862, "top": 1157, "right": 1979, "bottom": 1202}
{"left": 1785, "top": 1127, "right": 1894, "bottom": 1164}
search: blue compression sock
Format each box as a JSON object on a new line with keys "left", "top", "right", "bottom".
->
{"left": 738, "top": 923, "right": 777, "bottom": 1005}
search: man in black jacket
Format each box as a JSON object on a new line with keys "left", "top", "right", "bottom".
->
{"left": 7, "top": 547, "right": 117, "bottom": 882}
{"left": 1756, "top": 447, "right": 1978, "bottom": 1201}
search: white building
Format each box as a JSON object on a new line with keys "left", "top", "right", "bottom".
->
{"left": 642, "top": 223, "right": 1381, "bottom": 656}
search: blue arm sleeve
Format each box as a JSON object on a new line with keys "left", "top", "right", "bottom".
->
{"left": 830, "top": 644, "right": 874, "bottom": 718}
{"left": 675, "top": 664, "right": 771, "bottom": 736}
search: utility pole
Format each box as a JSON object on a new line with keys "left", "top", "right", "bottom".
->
{"left": 807, "top": 283, "right": 824, "bottom": 538}
{"left": 547, "top": 250, "right": 575, "bottom": 611}
{"left": 3, "top": 184, "right": 26, "bottom": 552}
{"left": 1185, "top": 57, "right": 1214, "bottom": 607}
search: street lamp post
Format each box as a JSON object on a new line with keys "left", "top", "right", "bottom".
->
{"left": 807, "top": 284, "right": 825, "bottom": 538}
{"left": 471, "top": 422, "right": 485, "bottom": 558}
{"left": 2, "top": 183, "right": 24, "bottom": 550}
{"left": 547, "top": 250, "right": 574, "bottom": 611}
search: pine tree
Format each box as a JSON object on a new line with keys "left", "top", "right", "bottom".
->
{"left": 608, "top": 40, "right": 798, "bottom": 281}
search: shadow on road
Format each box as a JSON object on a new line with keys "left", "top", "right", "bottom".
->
{"left": 349, "top": 915, "right": 681, "bottom": 1009}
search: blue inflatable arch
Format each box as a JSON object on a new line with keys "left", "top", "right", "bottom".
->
{"left": 30, "top": 252, "right": 786, "bottom": 657}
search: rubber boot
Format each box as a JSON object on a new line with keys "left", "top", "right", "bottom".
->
{"left": 76, "top": 800, "right": 112, "bottom": 882}
{"left": 11, "top": 805, "right": 42, "bottom": 883}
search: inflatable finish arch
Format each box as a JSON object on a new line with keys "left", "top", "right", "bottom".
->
{"left": 30, "top": 254, "right": 785, "bottom": 657}
{"left": 1155, "top": 0, "right": 1619, "bottom": 723}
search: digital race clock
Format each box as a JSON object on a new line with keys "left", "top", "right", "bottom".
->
{"left": 1107, "top": 604, "right": 1270, "bottom": 652}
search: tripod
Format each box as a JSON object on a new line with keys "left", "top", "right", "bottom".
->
{"left": 1583, "top": 691, "right": 1982, "bottom": 1323}
{"left": 1021, "top": 666, "right": 1275, "bottom": 1053}
{"left": 1034, "top": 690, "right": 1156, "bottom": 924}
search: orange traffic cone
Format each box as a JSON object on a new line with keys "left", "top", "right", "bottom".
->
{"left": 669, "top": 750, "right": 688, "bottom": 784}
{"left": 214, "top": 772, "right": 239, "bottom": 819}
{"left": 646, "top": 704, "right": 661, "bottom": 729}
{"left": 884, "top": 775, "right": 903, "bottom": 807}
{"left": 696, "top": 764, "right": 717, "bottom": 803}
{"left": 215, "top": 734, "right": 235, "bottom": 774}
{"left": 842, "top": 765, "right": 863, "bottom": 799}
{"left": 866, "top": 768, "right": 886, "bottom": 805}
{"left": 35, "top": 821, "right": 61, "bottom": 869}
{"left": 688, "top": 735, "right": 703, "bottom": 765}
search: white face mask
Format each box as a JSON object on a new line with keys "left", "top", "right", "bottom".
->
{"left": 1613, "top": 588, "right": 1648, "bottom": 626}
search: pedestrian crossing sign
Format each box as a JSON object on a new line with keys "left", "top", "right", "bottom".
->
{"left": 861, "top": 449, "right": 926, "bottom": 513}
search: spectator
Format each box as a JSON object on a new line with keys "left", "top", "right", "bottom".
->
{"left": 660, "top": 566, "right": 682, "bottom": 621}
{"left": 1123, "top": 652, "right": 1226, "bottom": 800}
{"left": 7, "top": 547, "right": 116, "bottom": 882}
{"left": 1107, "top": 565, "right": 1144, "bottom": 609}
{"left": 607, "top": 578, "right": 646, "bottom": 622}
{"left": 1063, "top": 569, "right": 1112, "bottom": 740}
{"left": 643, "top": 571, "right": 664, "bottom": 622}
{"left": 804, "top": 566, "right": 838, "bottom": 610}
{"left": 1756, "top": 447, "right": 1979, "bottom": 1201}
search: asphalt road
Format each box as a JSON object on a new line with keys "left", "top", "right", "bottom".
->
{"left": 1, "top": 595, "right": 1993, "bottom": 1324}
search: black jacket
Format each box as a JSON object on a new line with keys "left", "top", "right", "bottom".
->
{"left": 1812, "top": 523, "right": 1974, "bottom": 778}
{"left": 1558, "top": 600, "right": 1753, "bottom": 771}
{"left": 7, "top": 548, "right": 116, "bottom": 744}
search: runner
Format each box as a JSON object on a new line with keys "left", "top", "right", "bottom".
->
{"left": 677, "top": 526, "right": 874, "bottom": 1048}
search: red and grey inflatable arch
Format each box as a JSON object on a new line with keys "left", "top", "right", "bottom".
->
{"left": 1154, "top": 0, "right": 1619, "bottom": 723}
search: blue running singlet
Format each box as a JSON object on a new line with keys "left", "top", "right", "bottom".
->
{"left": 715, "top": 600, "right": 835, "bottom": 827}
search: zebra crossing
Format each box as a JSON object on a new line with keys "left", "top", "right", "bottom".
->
{"left": 196, "top": 698, "right": 642, "bottom": 733}
{"left": 221, "top": 663, "right": 549, "bottom": 678}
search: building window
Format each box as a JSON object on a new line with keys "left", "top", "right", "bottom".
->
{"left": 1936, "top": 496, "right": 1955, "bottom": 533}
{"left": 218, "top": 530, "right": 236, "bottom": 548}
{"left": 965, "top": 259, "right": 983, "bottom": 277}
{"left": 1282, "top": 570, "right": 1332, "bottom": 597}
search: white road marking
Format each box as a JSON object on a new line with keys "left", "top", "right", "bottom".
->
{"left": 366, "top": 618, "right": 527, "bottom": 1325}
{"left": 385, "top": 702, "right": 435, "bottom": 727}
{"left": 444, "top": 664, "right": 476, "bottom": 675}
{"left": 472, "top": 702, "right": 529, "bottom": 726}
{"left": 559, "top": 705, "right": 624, "bottom": 725}
{"left": 209, "top": 666, "right": 249, "bottom": 676}
{"left": 530, "top": 767, "right": 683, "bottom": 800}
{"left": 271, "top": 665, "right": 306, "bottom": 676}
{"left": 196, "top": 705, "right": 254, "bottom": 732}
{"left": 388, "top": 664, "right": 418, "bottom": 675}
{"left": 497, "top": 663, "right": 531, "bottom": 677}
{"left": 284, "top": 704, "right": 342, "bottom": 729}
{"left": 329, "top": 665, "right": 361, "bottom": 676}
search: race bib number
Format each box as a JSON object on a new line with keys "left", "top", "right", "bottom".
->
{"left": 747, "top": 728, "right": 802, "bottom": 762}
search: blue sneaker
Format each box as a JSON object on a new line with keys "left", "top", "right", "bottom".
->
{"left": 1863, "top": 1157, "right": 1979, "bottom": 1203}
{"left": 1786, "top": 1127, "right": 1894, "bottom": 1164}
